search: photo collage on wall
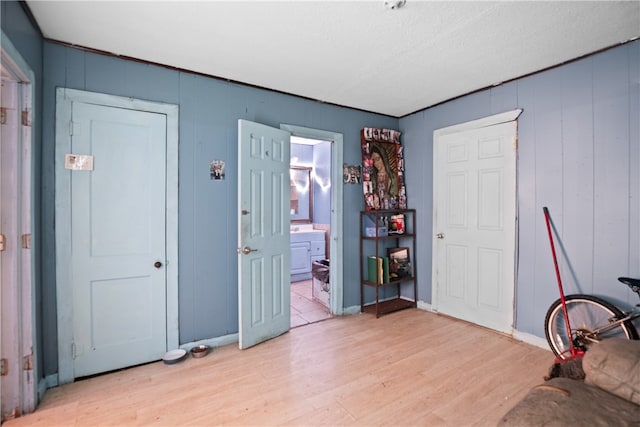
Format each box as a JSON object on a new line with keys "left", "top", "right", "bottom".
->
{"left": 361, "top": 128, "right": 407, "bottom": 211}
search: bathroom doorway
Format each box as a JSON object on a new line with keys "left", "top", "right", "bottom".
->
{"left": 289, "top": 135, "right": 333, "bottom": 327}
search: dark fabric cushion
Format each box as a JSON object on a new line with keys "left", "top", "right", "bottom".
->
{"left": 583, "top": 338, "right": 640, "bottom": 405}
{"left": 498, "top": 377, "right": 640, "bottom": 426}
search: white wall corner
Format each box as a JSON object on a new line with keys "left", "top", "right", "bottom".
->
{"left": 417, "top": 300, "right": 433, "bottom": 312}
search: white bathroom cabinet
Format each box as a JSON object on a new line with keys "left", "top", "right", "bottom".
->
{"left": 290, "top": 230, "right": 325, "bottom": 282}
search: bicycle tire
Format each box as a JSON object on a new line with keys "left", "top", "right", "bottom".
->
{"left": 544, "top": 294, "right": 639, "bottom": 359}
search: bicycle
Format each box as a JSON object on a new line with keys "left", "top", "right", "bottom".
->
{"left": 544, "top": 276, "right": 640, "bottom": 359}
{"left": 542, "top": 206, "right": 640, "bottom": 360}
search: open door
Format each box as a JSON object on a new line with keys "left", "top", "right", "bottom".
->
{"left": 1, "top": 40, "right": 36, "bottom": 420}
{"left": 238, "top": 120, "right": 291, "bottom": 349}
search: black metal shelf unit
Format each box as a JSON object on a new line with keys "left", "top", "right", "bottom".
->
{"left": 360, "top": 209, "right": 417, "bottom": 318}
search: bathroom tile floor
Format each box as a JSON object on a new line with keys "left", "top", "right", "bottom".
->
{"left": 291, "top": 279, "right": 332, "bottom": 328}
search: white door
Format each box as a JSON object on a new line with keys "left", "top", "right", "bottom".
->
{"left": 0, "top": 78, "right": 22, "bottom": 420}
{"left": 433, "top": 120, "right": 517, "bottom": 333}
{"left": 68, "top": 102, "right": 168, "bottom": 377}
{"left": 238, "top": 119, "right": 291, "bottom": 349}
{"left": 0, "top": 67, "right": 35, "bottom": 419}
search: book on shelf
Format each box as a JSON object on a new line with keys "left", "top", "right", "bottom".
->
{"left": 388, "top": 247, "right": 412, "bottom": 279}
{"left": 367, "top": 255, "right": 390, "bottom": 284}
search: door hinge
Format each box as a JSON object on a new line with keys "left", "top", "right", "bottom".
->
{"left": 23, "top": 353, "right": 33, "bottom": 371}
{"left": 71, "top": 343, "right": 77, "bottom": 360}
{"left": 0, "top": 234, "right": 5, "bottom": 252}
{"left": 22, "top": 234, "right": 31, "bottom": 249}
{"left": 0, "top": 107, "right": 7, "bottom": 125}
{"left": 21, "top": 109, "right": 31, "bottom": 127}
{"left": 0, "top": 358, "right": 8, "bottom": 376}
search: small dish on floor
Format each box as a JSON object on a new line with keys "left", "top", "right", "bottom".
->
{"left": 190, "top": 345, "right": 210, "bottom": 358}
{"left": 163, "top": 349, "right": 187, "bottom": 365}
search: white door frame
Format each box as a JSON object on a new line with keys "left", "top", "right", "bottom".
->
{"left": 55, "top": 88, "right": 179, "bottom": 384}
{"left": 280, "top": 124, "right": 344, "bottom": 315}
{"left": 0, "top": 31, "right": 37, "bottom": 418}
{"left": 431, "top": 109, "right": 522, "bottom": 319}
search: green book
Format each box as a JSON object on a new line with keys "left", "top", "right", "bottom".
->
{"left": 383, "top": 257, "right": 390, "bottom": 283}
{"left": 368, "top": 256, "right": 382, "bottom": 284}
{"left": 368, "top": 256, "right": 390, "bottom": 284}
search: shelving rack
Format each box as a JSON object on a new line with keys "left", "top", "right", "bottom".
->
{"left": 360, "top": 208, "right": 417, "bottom": 318}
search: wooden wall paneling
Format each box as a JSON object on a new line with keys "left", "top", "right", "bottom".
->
{"left": 629, "top": 42, "right": 640, "bottom": 282}
{"left": 511, "top": 75, "right": 539, "bottom": 336}
{"left": 560, "top": 59, "right": 595, "bottom": 295}
{"left": 592, "top": 46, "right": 631, "bottom": 302}
{"left": 531, "top": 68, "right": 565, "bottom": 332}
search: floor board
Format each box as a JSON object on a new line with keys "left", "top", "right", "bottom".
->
{"left": 5, "top": 309, "right": 553, "bottom": 426}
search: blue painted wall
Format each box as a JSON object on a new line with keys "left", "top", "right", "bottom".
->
{"left": 40, "top": 42, "right": 397, "bottom": 376}
{"left": 400, "top": 39, "right": 640, "bottom": 339}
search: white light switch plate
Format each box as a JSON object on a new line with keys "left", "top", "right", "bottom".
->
{"left": 65, "top": 154, "right": 94, "bottom": 171}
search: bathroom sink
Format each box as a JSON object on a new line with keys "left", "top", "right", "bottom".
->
{"left": 290, "top": 229, "right": 324, "bottom": 243}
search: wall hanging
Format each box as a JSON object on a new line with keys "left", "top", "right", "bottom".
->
{"left": 210, "top": 160, "right": 225, "bottom": 180}
{"left": 361, "top": 128, "right": 406, "bottom": 210}
{"left": 343, "top": 164, "right": 361, "bottom": 184}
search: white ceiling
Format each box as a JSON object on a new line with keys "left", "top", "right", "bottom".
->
{"left": 26, "top": 1, "right": 639, "bottom": 117}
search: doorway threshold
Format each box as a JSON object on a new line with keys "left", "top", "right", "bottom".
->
{"left": 291, "top": 280, "right": 332, "bottom": 328}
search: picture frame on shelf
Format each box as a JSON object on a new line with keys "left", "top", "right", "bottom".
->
{"left": 389, "top": 213, "right": 405, "bottom": 234}
{"left": 387, "top": 247, "right": 411, "bottom": 279}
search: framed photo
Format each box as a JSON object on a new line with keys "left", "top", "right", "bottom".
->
{"left": 210, "top": 159, "right": 225, "bottom": 180}
{"left": 361, "top": 128, "right": 407, "bottom": 211}
{"left": 343, "top": 164, "right": 361, "bottom": 184}
{"left": 387, "top": 247, "right": 411, "bottom": 279}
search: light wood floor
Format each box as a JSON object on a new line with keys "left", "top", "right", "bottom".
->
{"left": 6, "top": 309, "right": 553, "bottom": 426}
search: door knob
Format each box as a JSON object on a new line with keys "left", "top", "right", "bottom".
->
{"left": 239, "top": 246, "right": 257, "bottom": 255}
{"left": 154, "top": 261, "right": 163, "bottom": 268}
{"left": 436, "top": 233, "right": 445, "bottom": 239}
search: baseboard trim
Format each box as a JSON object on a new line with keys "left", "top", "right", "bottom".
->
{"left": 180, "top": 333, "right": 239, "bottom": 351}
{"left": 42, "top": 374, "right": 58, "bottom": 394}
{"left": 417, "top": 300, "right": 433, "bottom": 312}
{"left": 342, "top": 305, "right": 362, "bottom": 315}
{"left": 512, "top": 330, "right": 551, "bottom": 351}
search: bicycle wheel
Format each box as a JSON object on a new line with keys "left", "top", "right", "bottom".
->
{"left": 544, "top": 294, "right": 639, "bottom": 359}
